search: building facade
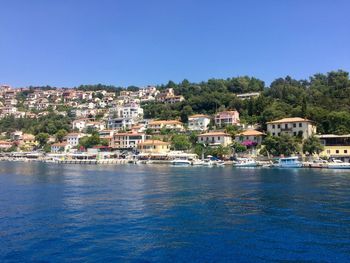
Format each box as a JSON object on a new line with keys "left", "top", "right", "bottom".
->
{"left": 197, "top": 132, "right": 233, "bottom": 147}
{"left": 214, "top": 111, "right": 240, "bottom": 127}
{"left": 317, "top": 134, "right": 350, "bottom": 162}
{"left": 188, "top": 114, "right": 211, "bottom": 132}
{"left": 267, "top": 117, "right": 316, "bottom": 139}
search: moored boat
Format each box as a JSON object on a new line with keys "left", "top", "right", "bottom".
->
{"left": 233, "top": 158, "right": 258, "bottom": 167}
{"left": 327, "top": 159, "right": 350, "bottom": 169}
{"left": 171, "top": 159, "right": 192, "bottom": 166}
{"left": 275, "top": 157, "right": 302, "bottom": 168}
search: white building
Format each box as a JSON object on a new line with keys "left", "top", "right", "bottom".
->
{"left": 197, "top": 132, "right": 233, "bottom": 147}
{"left": 266, "top": 117, "right": 316, "bottom": 139}
{"left": 51, "top": 142, "right": 71, "bottom": 153}
{"left": 108, "top": 117, "right": 135, "bottom": 130}
{"left": 65, "top": 133, "right": 85, "bottom": 147}
{"left": 109, "top": 104, "right": 143, "bottom": 120}
{"left": 188, "top": 114, "right": 211, "bottom": 132}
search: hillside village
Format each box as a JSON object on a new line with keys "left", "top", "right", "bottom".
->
{"left": 0, "top": 71, "right": 350, "bottom": 163}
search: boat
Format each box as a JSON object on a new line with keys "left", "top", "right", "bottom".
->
{"left": 202, "top": 159, "right": 213, "bottom": 166}
{"left": 327, "top": 159, "right": 350, "bottom": 169}
{"left": 214, "top": 160, "right": 226, "bottom": 166}
{"left": 304, "top": 159, "right": 328, "bottom": 168}
{"left": 233, "top": 158, "right": 258, "bottom": 167}
{"left": 171, "top": 159, "right": 192, "bottom": 166}
{"left": 192, "top": 159, "right": 205, "bottom": 166}
{"left": 275, "top": 157, "right": 302, "bottom": 168}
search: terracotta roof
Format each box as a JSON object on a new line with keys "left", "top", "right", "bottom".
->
{"left": 215, "top": 110, "right": 238, "bottom": 115}
{"left": 52, "top": 142, "right": 68, "bottom": 147}
{"left": 198, "top": 132, "right": 231, "bottom": 137}
{"left": 138, "top": 140, "right": 170, "bottom": 146}
{"left": 267, "top": 117, "right": 314, "bottom": 124}
{"left": 149, "top": 120, "right": 183, "bottom": 125}
{"left": 0, "top": 140, "right": 12, "bottom": 145}
{"left": 114, "top": 132, "right": 145, "bottom": 136}
{"left": 189, "top": 114, "right": 211, "bottom": 118}
{"left": 236, "top": 130, "right": 265, "bottom": 136}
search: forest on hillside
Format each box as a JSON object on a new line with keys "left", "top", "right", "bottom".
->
{"left": 142, "top": 70, "right": 350, "bottom": 135}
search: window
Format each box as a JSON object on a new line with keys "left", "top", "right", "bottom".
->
{"left": 277, "top": 125, "right": 280, "bottom": 128}
{"left": 336, "top": 150, "right": 339, "bottom": 154}
{"left": 218, "top": 137, "right": 221, "bottom": 140}
{"left": 345, "top": 150, "right": 348, "bottom": 154}
{"left": 285, "top": 124, "right": 288, "bottom": 129}
{"left": 293, "top": 132, "right": 297, "bottom": 136}
{"left": 278, "top": 133, "right": 281, "bottom": 136}
{"left": 293, "top": 123, "right": 296, "bottom": 128}
{"left": 299, "top": 123, "right": 302, "bottom": 127}
{"left": 272, "top": 133, "right": 275, "bottom": 136}
{"left": 272, "top": 124, "right": 275, "bottom": 129}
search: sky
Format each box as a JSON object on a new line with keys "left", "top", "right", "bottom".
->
{"left": 0, "top": 0, "right": 349, "bottom": 88}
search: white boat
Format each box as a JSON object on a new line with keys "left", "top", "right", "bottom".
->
{"left": 327, "top": 159, "right": 350, "bottom": 169}
{"left": 171, "top": 159, "right": 192, "bottom": 166}
{"left": 202, "top": 159, "right": 213, "bottom": 166}
{"left": 214, "top": 160, "right": 226, "bottom": 166}
{"left": 192, "top": 159, "right": 205, "bottom": 166}
{"left": 233, "top": 158, "right": 257, "bottom": 167}
{"left": 275, "top": 157, "right": 302, "bottom": 168}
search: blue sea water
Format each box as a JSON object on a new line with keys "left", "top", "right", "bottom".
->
{"left": 0, "top": 162, "right": 350, "bottom": 262}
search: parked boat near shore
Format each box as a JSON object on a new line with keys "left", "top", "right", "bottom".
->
{"left": 275, "top": 157, "right": 302, "bottom": 168}
{"left": 233, "top": 158, "right": 258, "bottom": 167}
{"left": 327, "top": 159, "right": 350, "bottom": 169}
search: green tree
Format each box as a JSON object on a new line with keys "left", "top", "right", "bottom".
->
{"left": 302, "top": 136, "right": 324, "bottom": 155}
{"left": 35, "top": 133, "right": 49, "bottom": 147}
{"left": 55, "top": 129, "right": 68, "bottom": 142}
{"left": 171, "top": 134, "right": 192, "bottom": 151}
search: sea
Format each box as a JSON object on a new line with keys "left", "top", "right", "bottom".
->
{"left": 1, "top": 162, "right": 350, "bottom": 262}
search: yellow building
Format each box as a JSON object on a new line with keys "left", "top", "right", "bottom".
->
{"left": 317, "top": 134, "right": 350, "bottom": 162}
{"left": 137, "top": 140, "right": 170, "bottom": 153}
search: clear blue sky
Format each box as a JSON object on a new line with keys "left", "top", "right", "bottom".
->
{"left": 0, "top": 0, "right": 349, "bottom": 87}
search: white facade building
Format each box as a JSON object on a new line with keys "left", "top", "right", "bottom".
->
{"left": 188, "top": 114, "right": 211, "bottom": 131}
{"left": 266, "top": 117, "right": 316, "bottom": 139}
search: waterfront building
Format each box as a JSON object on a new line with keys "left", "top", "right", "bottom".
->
{"left": 137, "top": 140, "right": 171, "bottom": 154}
{"left": 317, "top": 134, "right": 350, "bottom": 162}
{"left": 51, "top": 142, "right": 71, "bottom": 153}
{"left": 214, "top": 110, "right": 240, "bottom": 127}
{"left": 197, "top": 132, "right": 232, "bottom": 147}
{"left": 235, "top": 130, "right": 265, "bottom": 145}
{"left": 188, "top": 114, "right": 211, "bottom": 132}
{"left": 147, "top": 120, "right": 185, "bottom": 133}
{"left": 65, "top": 133, "right": 85, "bottom": 147}
{"left": 0, "top": 140, "right": 13, "bottom": 151}
{"left": 98, "top": 130, "right": 114, "bottom": 147}
{"left": 267, "top": 117, "right": 316, "bottom": 139}
{"left": 112, "top": 132, "right": 146, "bottom": 149}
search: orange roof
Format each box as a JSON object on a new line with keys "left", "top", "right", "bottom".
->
{"left": 236, "top": 130, "right": 265, "bottom": 136}
{"left": 114, "top": 132, "right": 145, "bottom": 136}
{"left": 138, "top": 140, "right": 170, "bottom": 146}
{"left": 149, "top": 120, "right": 183, "bottom": 125}
{"left": 52, "top": 142, "right": 68, "bottom": 147}
{"left": 0, "top": 140, "right": 12, "bottom": 145}
{"left": 198, "top": 132, "right": 230, "bottom": 137}
{"left": 267, "top": 117, "right": 314, "bottom": 124}
{"left": 189, "top": 114, "right": 211, "bottom": 118}
{"left": 216, "top": 110, "right": 238, "bottom": 115}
